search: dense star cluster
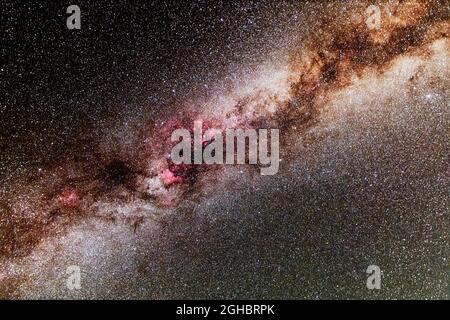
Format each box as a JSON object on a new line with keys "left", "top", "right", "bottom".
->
{"left": 0, "top": 1, "right": 449, "bottom": 299}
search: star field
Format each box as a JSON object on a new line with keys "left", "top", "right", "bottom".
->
{"left": 0, "top": 0, "right": 449, "bottom": 299}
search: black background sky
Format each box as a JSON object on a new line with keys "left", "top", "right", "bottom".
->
{"left": 1, "top": 0, "right": 300, "bottom": 176}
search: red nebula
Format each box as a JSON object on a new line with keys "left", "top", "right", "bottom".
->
{"left": 58, "top": 187, "right": 80, "bottom": 207}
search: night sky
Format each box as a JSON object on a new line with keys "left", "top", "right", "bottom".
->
{"left": 0, "top": 0, "right": 449, "bottom": 299}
